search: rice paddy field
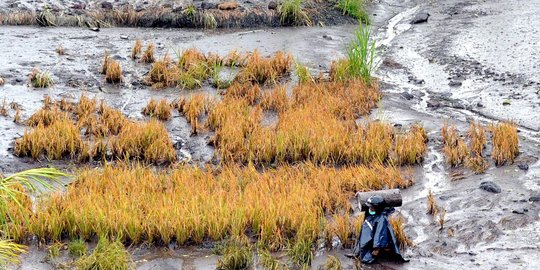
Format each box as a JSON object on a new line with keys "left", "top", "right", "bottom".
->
{"left": 1, "top": 0, "right": 540, "bottom": 269}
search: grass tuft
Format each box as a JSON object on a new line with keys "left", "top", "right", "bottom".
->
{"left": 29, "top": 68, "right": 54, "bottom": 88}
{"left": 279, "top": 0, "right": 312, "bottom": 26}
{"left": 322, "top": 255, "right": 343, "bottom": 270}
{"left": 337, "top": 0, "right": 368, "bottom": 23}
{"left": 131, "top": 39, "right": 142, "bottom": 59}
{"left": 75, "top": 237, "right": 131, "bottom": 270}
{"left": 141, "top": 44, "right": 155, "bottom": 63}
{"left": 68, "top": 239, "right": 87, "bottom": 257}
{"left": 105, "top": 59, "right": 123, "bottom": 83}
{"left": 491, "top": 122, "right": 519, "bottom": 166}
{"left": 142, "top": 98, "right": 172, "bottom": 121}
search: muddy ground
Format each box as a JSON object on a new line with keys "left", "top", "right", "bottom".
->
{"left": 1, "top": 0, "right": 540, "bottom": 269}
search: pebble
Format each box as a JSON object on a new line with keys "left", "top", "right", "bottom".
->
{"left": 479, "top": 181, "right": 501, "bottom": 193}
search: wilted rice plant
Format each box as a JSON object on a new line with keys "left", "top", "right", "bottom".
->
{"left": 490, "top": 121, "right": 519, "bottom": 166}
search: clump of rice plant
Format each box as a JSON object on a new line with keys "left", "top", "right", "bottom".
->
{"left": 75, "top": 237, "right": 132, "bottom": 270}
{"left": 336, "top": 0, "right": 368, "bottom": 23}
{"left": 322, "top": 255, "right": 343, "bottom": 270}
{"left": 0, "top": 77, "right": 5, "bottom": 86}
{"left": 47, "top": 242, "right": 63, "bottom": 259}
{"left": 295, "top": 62, "right": 313, "bottom": 84}
{"left": 105, "top": 59, "right": 123, "bottom": 83}
{"left": 29, "top": 68, "right": 54, "bottom": 88}
{"left": 260, "top": 85, "right": 289, "bottom": 112}
{"left": 258, "top": 249, "right": 286, "bottom": 270}
{"left": 111, "top": 119, "right": 177, "bottom": 164}
{"left": 141, "top": 44, "right": 155, "bottom": 63}
{"left": 13, "top": 109, "right": 21, "bottom": 123}
{"left": 392, "top": 124, "right": 428, "bottom": 165}
{"left": 465, "top": 155, "right": 489, "bottom": 174}
{"left": 56, "top": 45, "right": 65, "bottom": 55}
{"left": 216, "top": 238, "right": 253, "bottom": 270}
{"left": 26, "top": 108, "right": 68, "bottom": 127}
{"left": 183, "top": 5, "right": 197, "bottom": 21}
{"left": 279, "top": 0, "right": 312, "bottom": 26}
{"left": 0, "top": 99, "right": 8, "bottom": 117}
{"left": 14, "top": 119, "right": 87, "bottom": 160}
{"left": 287, "top": 237, "right": 313, "bottom": 267}
{"left": 438, "top": 208, "right": 446, "bottom": 230}
{"left": 101, "top": 51, "right": 110, "bottom": 75}
{"left": 465, "top": 121, "right": 488, "bottom": 173}
{"left": 68, "top": 239, "right": 87, "bottom": 257}
{"left": 490, "top": 121, "right": 519, "bottom": 166}
{"left": 389, "top": 214, "right": 413, "bottom": 250}
{"left": 236, "top": 50, "right": 292, "bottom": 85}
{"left": 202, "top": 12, "right": 217, "bottom": 29}
{"left": 346, "top": 25, "right": 376, "bottom": 85}
{"left": 441, "top": 123, "right": 468, "bottom": 166}
{"left": 142, "top": 98, "right": 172, "bottom": 121}
{"left": 131, "top": 39, "right": 142, "bottom": 59}
{"left": 426, "top": 190, "right": 438, "bottom": 216}
{"left": 177, "top": 93, "right": 212, "bottom": 134}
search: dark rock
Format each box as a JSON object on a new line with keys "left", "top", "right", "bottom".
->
{"left": 427, "top": 99, "right": 441, "bottom": 109}
{"left": 477, "top": 102, "right": 484, "bottom": 107}
{"left": 449, "top": 80, "right": 462, "bottom": 87}
{"left": 502, "top": 100, "right": 511, "bottom": 106}
{"left": 517, "top": 163, "right": 529, "bottom": 171}
{"left": 529, "top": 195, "right": 540, "bottom": 202}
{"left": 101, "top": 2, "right": 113, "bottom": 10}
{"left": 322, "top": 34, "right": 333, "bottom": 40}
{"left": 72, "top": 3, "right": 86, "bottom": 9}
{"left": 512, "top": 209, "right": 524, "bottom": 214}
{"left": 268, "top": 1, "right": 278, "bottom": 10}
{"left": 479, "top": 181, "right": 501, "bottom": 193}
{"left": 411, "top": 12, "right": 430, "bottom": 24}
{"left": 200, "top": 2, "right": 217, "bottom": 9}
{"left": 401, "top": 92, "right": 414, "bottom": 100}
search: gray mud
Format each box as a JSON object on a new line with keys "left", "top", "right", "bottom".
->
{"left": 2, "top": 0, "right": 540, "bottom": 269}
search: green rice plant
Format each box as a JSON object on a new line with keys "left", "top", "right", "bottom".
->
{"left": 47, "top": 242, "right": 63, "bottom": 258}
{"left": 0, "top": 240, "right": 26, "bottom": 265}
{"left": 279, "top": 0, "right": 312, "bottom": 26}
{"left": 76, "top": 237, "right": 132, "bottom": 270}
{"left": 347, "top": 25, "right": 376, "bottom": 85}
{"left": 29, "top": 68, "right": 54, "bottom": 88}
{"left": 287, "top": 237, "right": 312, "bottom": 267}
{"left": 258, "top": 249, "right": 286, "bottom": 270}
{"left": 336, "top": 0, "right": 368, "bottom": 23}
{"left": 183, "top": 5, "right": 197, "bottom": 22}
{"left": 216, "top": 240, "right": 253, "bottom": 270}
{"left": 322, "top": 255, "right": 342, "bottom": 270}
{"left": 68, "top": 239, "right": 87, "bottom": 257}
{"left": 212, "top": 62, "right": 232, "bottom": 89}
{"left": 295, "top": 62, "right": 313, "bottom": 84}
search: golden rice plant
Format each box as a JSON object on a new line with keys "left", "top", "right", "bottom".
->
{"left": 105, "top": 59, "right": 123, "bottom": 83}
{"left": 426, "top": 190, "right": 438, "bottom": 216}
{"left": 465, "top": 155, "right": 489, "bottom": 174}
{"left": 177, "top": 93, "right": 213, "bottom": 134}
{"left": 101, "top": 51, "right": 110, "bottom": 75}
{"left": 145, "top": 54, "right": 179, "bottom": 88}
{"left": 260, "top": 85, "right": 289, "bottom": 113}
{"left": 322, "top": 255, "right": 342, "bottom": 270}
{"left": 142, "top": 98, "right": 172, "bottom": 121}
{"left": 389, "top": 213, "right": 413, "bottom": 250}
{"left": 140, "top": 44, "right": 155, "bottom": 63}
{"left": 131, "top": 39, "right": 142, "bottom": 59}
{"left": 224, "top": 82, "right": 261, "bottom": 105}
{"left": 13, "top": 109, "right": 21, "bottom": 124}
{"left": 26, "top": 108, "right": 69, "bottom": 127}
{"left": 441, "top": 124, "right": 468, "bottom": 166}
{"left": 236, "top": 50, "right": 292, "bottom": 85}
{"left": 110, "top": 119, "right": 177, "bottom": 164}
{"left": 24, "top": 163, "right": 408, "bottom": 249}
{"left": 490, "top": 121, "right": 519, "bottom": 166}
{"left": 391, "top": 123, "right": 427, "bottom": 165}
{"left": 14, "top": 119, "right": 87, "bottom": 160}
{"left": 467, "top": 121, "right": 486, "bottom": 155}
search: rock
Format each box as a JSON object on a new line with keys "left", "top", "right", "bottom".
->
{"left": 200, "top": 2, "right": 217, "bottom": 10}
{"left": 517, "top": 163, "right": 528, "bottom": 171}
{"left": 476, "top": 101, "right": 484, "bottom": 107}
{"left": 529, "top": 195, "right": 540, "bottom": 202}
{"left": 479, "top": 181, "right": 501, "bottom": 193}
{"left": 268, "top": 1, "right": 278, "bottom": 10}
{"left": 449, "top": 80, "right": 462, "bottom": 87}
{"left": 512, "top": 209, "right": 524, "bottom": 214}
{"left": 502, "top": 100, "right": 511, "bottom": 106}
{"left": 427, "top": 99, "right": 441, "bottom": 109}
{"left": 72, "top": 3, "right": 86, "bottom": 9}
{"left": 218, "top": 1, "right": 240, "bottom": 10}
{"left": 401, "top": 92, "right": 414, "bottom": 100}
{"left": 322, "top": 34, "right": 333, "bottom": 40}
{"left": 89, "top": 27, "right": 100, "bottom": 32}
{"left": 101, "top": 2, "right": 113, "bottom": 10}
{"left": 411, "top": 12, "right": 430, "bottom": 24}
{"left": 120, "top": 35, "right": 128, "bottom": 40}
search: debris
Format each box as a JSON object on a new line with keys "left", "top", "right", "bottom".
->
{"left": 479, "top": 181, "right": 501, "bottom": 193}
{"left": 411, "top": 12, "right": 430, "bottom": 24}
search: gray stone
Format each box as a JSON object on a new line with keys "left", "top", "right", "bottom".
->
{"left": 411, "top": 12, "right": 430, "bottom": 24}
{"left": 268, "top": 1, "right": 278, "bottom": 10}
{"left": 101, "top": 2, "right": 113, "bottom": 10}
{"left": 479, "top": 181, "right": 501, "bottom": 193}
